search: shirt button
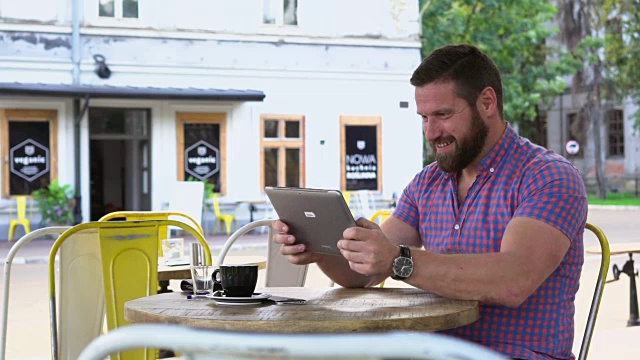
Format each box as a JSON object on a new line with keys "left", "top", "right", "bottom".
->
{"left": 454, "top": 224, "right": 460, "bottom": 230}
{"left": 490, "top": 167, "right": 495, "bottom": 173}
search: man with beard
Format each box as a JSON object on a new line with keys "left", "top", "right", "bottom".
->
{"left": 272, "top": 44, "right": 587, "bottom": 360}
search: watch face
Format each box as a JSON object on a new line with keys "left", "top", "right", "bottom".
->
{"left": 393, "top": 257, "right": 413, "bottom": 278}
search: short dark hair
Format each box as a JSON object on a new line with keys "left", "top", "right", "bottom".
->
{"left": 410, "top": 44, "right": 504, "bottom": 118}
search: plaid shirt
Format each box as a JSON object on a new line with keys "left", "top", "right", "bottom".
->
{"left": 394, "top": 124, "right": 587, "bottom": 360}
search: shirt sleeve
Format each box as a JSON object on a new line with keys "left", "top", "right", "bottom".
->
{"left": 513, "top": 157, "right": 588, "bottom": 242}
{"left": 393, "top": 172, "right": 423, "bottom": 229}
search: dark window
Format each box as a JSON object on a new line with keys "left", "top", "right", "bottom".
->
{"left": 123, "top": 0, "right": 139, "bottom": 18}
{"left": 607, "top": 109, "right": 625, "bottom": 157}
{"left": 264, "top": 148, "right": 279, "bottom": 187}
{"left": 99, "top": 0, "right": 115, "bottom": 17}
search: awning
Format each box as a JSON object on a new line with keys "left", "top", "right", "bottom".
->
{"left": 0, "top": 82, "right": 265, "bottom": 101}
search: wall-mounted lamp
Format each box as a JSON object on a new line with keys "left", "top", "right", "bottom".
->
{"left": 93, "top": 54, "right": 112, "bottom": 79}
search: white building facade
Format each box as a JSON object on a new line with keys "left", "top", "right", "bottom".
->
{"left": 0, "top": 0, "right": 424, "bottom": 232}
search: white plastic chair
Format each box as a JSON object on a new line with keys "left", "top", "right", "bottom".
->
{"left": 217, "top": 219, "right": 308, "bottom": 287}
{"left": 350, "top": 190, "right": 377, "bottom": 220}
{"left": 0, "top": 226, "right": 73, "bottom": 360}
{"left": 78, "top": 324, "right": 507, "bottom": 360}
{"left": 168, "top": 181, "right": 205, "bottom": 235}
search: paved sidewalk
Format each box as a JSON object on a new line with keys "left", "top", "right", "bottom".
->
{"left": 2, "top": 208, "right": 640, "bottom": 359}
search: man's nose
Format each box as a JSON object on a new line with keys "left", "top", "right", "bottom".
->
{"left": 424, "top": 120, "right": 441, "bottom": 142}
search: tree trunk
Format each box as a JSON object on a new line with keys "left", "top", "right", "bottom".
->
{"left": 591, "top": 64, "right": 607, "bottom": 199}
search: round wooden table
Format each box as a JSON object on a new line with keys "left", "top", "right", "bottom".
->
{"left": 125, "top": 287, "right": 479, "bottom": 333}
{"left": 157, "top": 255, "right": 267, "bottom": 281}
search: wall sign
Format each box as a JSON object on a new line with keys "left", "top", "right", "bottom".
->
{"left": 182, "top": 123, "right": 222, "bottom": 192}
{"left": 345, "top": 125, "right": 378, "bottom": 191}
{"left": 185, "top": 140, "right": 219, "bottom": 180}
{"left": 7, "top": 120, "right": 52, "bottom": 195}
{"left": 10, "top": 139, "right": 49, "bottom": 181}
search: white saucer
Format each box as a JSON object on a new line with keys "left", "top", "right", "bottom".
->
{"left": 206, "top": 291, "right": 271, "bottom": 304}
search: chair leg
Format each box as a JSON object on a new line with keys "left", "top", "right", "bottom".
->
{"left": 7, "top": 223, "right": 16, "bottom": 242}
{"left": 24, "top": 223, "right": 31, "bottom": 234}
{"left": 225, "top": 220, "right": 232, "bottom": 235}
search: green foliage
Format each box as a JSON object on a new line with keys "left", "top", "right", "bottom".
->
{"left": 186, "top": 176, "right": 216, "bottom": 198}
{"left": 588, "top": 192, "right": 640, "bottom": 205}
{"left": 31, "top": 179, "right": 75, "bottom": 225}
{"left": 418, "top": 0, "right": 580, "bottom": 138}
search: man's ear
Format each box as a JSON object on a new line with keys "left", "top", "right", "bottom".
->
{"left": 477, "top": 87, "right": 498, "bottom": 116}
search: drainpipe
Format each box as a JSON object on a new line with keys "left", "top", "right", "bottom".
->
{"left": 71, "top": 0, "right": 81, "bottom": 85}
{"left": 71, "top": 0, "right": 83, "bottom": 223}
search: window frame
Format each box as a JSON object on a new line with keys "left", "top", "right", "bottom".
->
{"left": 262, "top": 0, "right": 298, "bottom": 26}
{"left": 340, "top": 115, "right": 383, "bottom": 192}
{"left": 260, "top": 114, "right": 305, "bottom": 191}
{"left": 606, "top": 109, "right": 625, "bottom": 158}
{"left": 1, "top": 109, "right": 58, "bottom": 198}
{"left": 175, "top": 112, "right": 227, "bottom": 195}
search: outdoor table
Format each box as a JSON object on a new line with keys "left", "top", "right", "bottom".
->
{"left": 156, "top": 256, "right": 267, "bottom": 293}
{"left": 587, "top": 242, "right": 640, "bottom": 326}
{"left": 124, "top": 287, "right": 479, "bottom": 333}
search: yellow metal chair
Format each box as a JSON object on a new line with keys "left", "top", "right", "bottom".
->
{"left": 211, "top": 193, "right": 236, "bottom": 235}
{"left": 98, "top": 211, "right": 204, "bottom": 257}
{"left": 370, "top": 209, "right": 393, "bottom": 225}
{"left": 578, "top": 222, "right": 610, "bottom": 360}
{"left": 48, "top": 220, "right": 212, "bottom": 360}
{"left": 7, "top": 196, "right": 31, "bottom": 241}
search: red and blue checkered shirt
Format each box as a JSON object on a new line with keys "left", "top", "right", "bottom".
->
{"left": 394, "top": 124, "right": 587, "bottom": 360}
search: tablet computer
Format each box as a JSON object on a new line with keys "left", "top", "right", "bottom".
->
{"left": 265, "top": 187, "right": 355, "bottom": 256}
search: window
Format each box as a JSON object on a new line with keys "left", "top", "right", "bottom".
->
{"left": 260, "top": 115, "right": 305, "bottom": 190}
{"left": 99, "top": 0, "right": 138, "bottom": 19}
{"left": 340, "top": 116, "right": 382, "bottom": 191}
{"left": 607, "top": 109, "right": 624, "bottom": 157}
{"left": 263, "top": 0, "right": 298, "bottom": 25}
{"left": 1, "top": 109, "right": 58, "bottom": 198}
{"left": 176, "top": 113, "right": 227, "bottom": 195}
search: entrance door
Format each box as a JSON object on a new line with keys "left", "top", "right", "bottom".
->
{"left": 89, "top": 108, "right": 151, "bottom": 221}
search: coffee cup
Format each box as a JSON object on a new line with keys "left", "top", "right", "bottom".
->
{"left": 213, "top": 264, "right": 258, "bottom": 297}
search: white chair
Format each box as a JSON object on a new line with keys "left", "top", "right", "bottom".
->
{"left": 167, "top": 181, "right": 205, "bottom": 235}
{"left": 217, "top": 219, "right": 308, "bottom": 287}
{"left": 1, "top": 227, "right": 72, "bottom": 360}
{"left": 350, "top": 190, "right": 377, "bottom": 220}
{"left": 78, "top": 324, "right": 507, "bottom": 360}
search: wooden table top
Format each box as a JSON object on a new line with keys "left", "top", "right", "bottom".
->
{"left": 125, "top": 287, "right": 479, "bottom": 333}
{"left": 157, "top": 256, "right": 267, "bottom": 281}
{"left": 586, "top": 242, "right": 640, "bottom": 255}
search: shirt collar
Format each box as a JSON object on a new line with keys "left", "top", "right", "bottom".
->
{"left": 476, "top": 122, "right": 517, "bottom": 174}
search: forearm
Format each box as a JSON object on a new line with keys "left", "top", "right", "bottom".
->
{"left": 405, "top": 250, "right": 537, "bottom": 307}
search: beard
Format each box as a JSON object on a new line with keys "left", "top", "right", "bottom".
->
{"left": 430, "top": 108, "right": 489, "bottom": 173}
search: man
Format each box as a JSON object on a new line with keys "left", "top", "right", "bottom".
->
{"left": 272, "top": 44, "right": 587, "bottom": 359}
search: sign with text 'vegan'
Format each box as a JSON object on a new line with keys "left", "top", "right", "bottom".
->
{"left": 183, "top": 123, "right": 221, "bottom": 192}
{"left": 8, "top": 121, "right": 52, "bottom": 195}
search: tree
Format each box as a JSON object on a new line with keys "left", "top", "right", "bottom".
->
{"left": 418, "top": 0, "right": 579, "bottom": 145}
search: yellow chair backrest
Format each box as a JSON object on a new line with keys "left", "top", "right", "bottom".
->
{"left": 578, "top": 222, "right": 610, "bottom": 360}
{"left": 369, "top": 210, "right": 393, "bottom": 224}
{"left": 212, "top": 193, "right": 223, "bottom": 217}
{"left": 99, "top": 211, "right": 204, "bottom": 257}
{"left": 342, "top": 191, "right": 352, "bottom": 207}
{"left": 15, "top": 196, "right": 28, "bottom": 219}
{"left": 48, "top": 220, "right": 211, "bottom": 360}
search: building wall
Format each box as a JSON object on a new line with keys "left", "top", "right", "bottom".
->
{"left": 0, "top": 0, "right": 423, "bottom": 228}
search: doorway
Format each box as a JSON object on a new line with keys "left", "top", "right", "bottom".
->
{"left": 89, "top": 108, "right": 151, "bottom": 221}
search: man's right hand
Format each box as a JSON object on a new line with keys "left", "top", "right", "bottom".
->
{"left": 271, "top": 220, "right": 325, "bottom": 265}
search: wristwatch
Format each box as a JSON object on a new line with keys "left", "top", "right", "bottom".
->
{"left": 391, "top": 245, "right": 413, "bottom": 280}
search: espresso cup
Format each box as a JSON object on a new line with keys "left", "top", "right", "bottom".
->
{"left": 213, "top": 264, "right": 258, "bottom": 297}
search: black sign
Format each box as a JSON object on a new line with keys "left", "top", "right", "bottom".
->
{"left": 9, "top": 121, "right": 51, "bottom": 195}
{"left": 345, "top": 125, "right": 378, "bottom": 191}
{"left": 183, "top": 123, "right": 221, "bottom": 192}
